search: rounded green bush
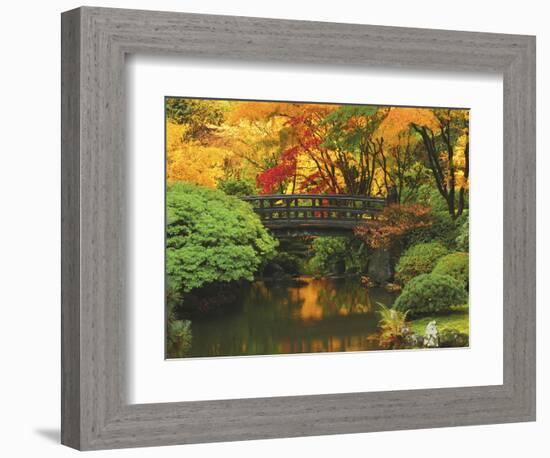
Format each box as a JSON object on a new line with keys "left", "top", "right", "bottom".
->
{"left": 395, "top": 242, "right": 449, "bottom": 285}
{"left": 393, "top": 273, "right": 468, "bottom": 316}
{"left": 166, "top": 182, "right": 277, "bottom": 293}
{"left": 432, "top": 252, "right": 469, "bottom": 288}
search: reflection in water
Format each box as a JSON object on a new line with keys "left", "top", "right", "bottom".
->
{"left": 175, "top": 277, "right": 397, "bottom": 358}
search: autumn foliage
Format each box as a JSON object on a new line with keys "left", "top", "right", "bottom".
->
{"left": 354, "top": 204, "right": 433, "bottom": 249}
{"left": 165, "top": 97, "right": 469, "bottom": 219}
{"left": 256, "top": 146, "right": 299, "bottom": 194}
{"left": 164, "top": 98, "right": 471, "bottom": 356}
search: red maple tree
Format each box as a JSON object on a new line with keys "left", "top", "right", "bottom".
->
{"left": 256, "top": 146, "right": 299, "bottom": 194}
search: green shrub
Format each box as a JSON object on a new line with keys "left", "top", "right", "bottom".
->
{"left": 406, "top": 186, "right": 469, "bottom": 249}
{"left": 413, "top": 184, "right": 469, "bottom": 218}
{"left": 269, "top": 252, "right": 302, "bottom": 275}
{"left": 311, "top": 236, "right": 346, "bottom": 272}
{"left": 395, "top": 242, "right": 448, "bottom": 285}
{"left": 406, "top": 210, "right": 460, "bottom": 248}
{"left": 393, "top": 273, "right": 467, "bottom": 316}
{"left": 166, "top": 319, "right": 193, "bottom": 357}
{"left": 166, "top": 182, "right": 277, "bottom": 293}
{"left": 309, "top": 236, "right": 365, "bottom": 274}
{"left": 439, "top": 328, "right": 469, "bottom": 348}
{"left": 217, "top": 178, "right": 257, "bottom": 197}
{"left": 413, "top": 184, "right": 449, "bottom": 212}
{"left": 432, "top": 252, "right": 469, "bottom": 288}
{"left": 456, "top": 218, "right": 469, "bottom": 251}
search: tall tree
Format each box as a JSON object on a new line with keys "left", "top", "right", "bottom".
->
{"left": 319, "top": 105, "right": 385, "bottom": 195}
{"left": 375, "top": 131, "right": 429, "bottom": 203}
{"left": 411, "top": 109, "right": 469, "bottom": 218}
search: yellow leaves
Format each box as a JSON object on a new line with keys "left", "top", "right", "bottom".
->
{"left": 376, "top": 107, "right": 438, "bottom": 145}
{"left": 166, "top": 121, "right": 228, "bottom": 187}
{"left": 226, "top": 102, "right": 285, "bottom": 123}
{"left": 166, "top": 99, "right": 470, "bottom": 197}
{"left": 453, "top": 133, "right": 469, "bottom": 189}
{"left": 167, "top": 145, "right": 227, "bottom": 187}
{"left": 166, "top": 121, "right": 187, "bottom": 152}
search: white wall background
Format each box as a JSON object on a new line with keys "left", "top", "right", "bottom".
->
{"left": 0, "top": 1, "right": 545, "bottom": 456}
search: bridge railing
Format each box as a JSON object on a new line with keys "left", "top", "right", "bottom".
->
{"left": 241, "top": 194, "right": 386, "bottom": 223}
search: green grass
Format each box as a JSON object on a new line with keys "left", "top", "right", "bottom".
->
{"left": 408, "top": 304, "right": 469, "bottom": 335}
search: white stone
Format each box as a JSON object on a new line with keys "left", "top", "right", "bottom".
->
{"left": 423, "top": 320, "right": 439, "bottom": 348}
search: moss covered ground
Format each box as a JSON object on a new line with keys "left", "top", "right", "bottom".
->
{"left": 408, "top": 304, "right": 469, "bottom": 335}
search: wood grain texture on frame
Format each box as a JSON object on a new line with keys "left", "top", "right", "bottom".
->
{"left": 61, "top": 6, "right": 536, "bottom": 450}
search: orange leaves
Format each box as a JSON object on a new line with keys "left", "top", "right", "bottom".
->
{"left": 227, "top": 101, "right": 338, "bottom": 124}
{"left": 165, "top": 98, "right": 469, "bottom": 203}
{"left": 226, "top": 101, "right": 284, "bottom": 123}
{"left": 376, "top": 107, "right": 438, "bottom": 145}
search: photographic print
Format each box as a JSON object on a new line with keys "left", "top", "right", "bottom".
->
{"left": 165, "top": 97, "right": 470, "bottom": 359}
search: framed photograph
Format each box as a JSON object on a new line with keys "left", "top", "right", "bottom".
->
{"left": 61, "top": 6, "right": 536, "bottom": 450}
{"left": 163, "top": 96, "right": 472, "bottom": 359}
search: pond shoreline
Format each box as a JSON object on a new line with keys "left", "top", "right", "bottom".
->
{"left": 258, "top": 273, "right": 363, "bottom": 282}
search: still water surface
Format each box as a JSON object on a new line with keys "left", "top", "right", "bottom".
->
{"left": 183, "top": 276, "right": 397, "bottom": 358}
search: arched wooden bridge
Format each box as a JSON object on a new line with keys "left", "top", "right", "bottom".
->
{"left": 242, "top": 194, "right": 386, "bottom": 237}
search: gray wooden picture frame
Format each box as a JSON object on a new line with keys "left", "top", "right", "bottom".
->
{"left": 61, "top": 6, "right": 536, "bottom": 451}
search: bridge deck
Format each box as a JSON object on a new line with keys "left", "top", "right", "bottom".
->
{"left": 242, "top": 194, "right": 386, "bottom": 235}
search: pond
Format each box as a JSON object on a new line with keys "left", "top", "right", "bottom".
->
{"left": 173, "top": 276, "right": 398, "bottom": 358}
